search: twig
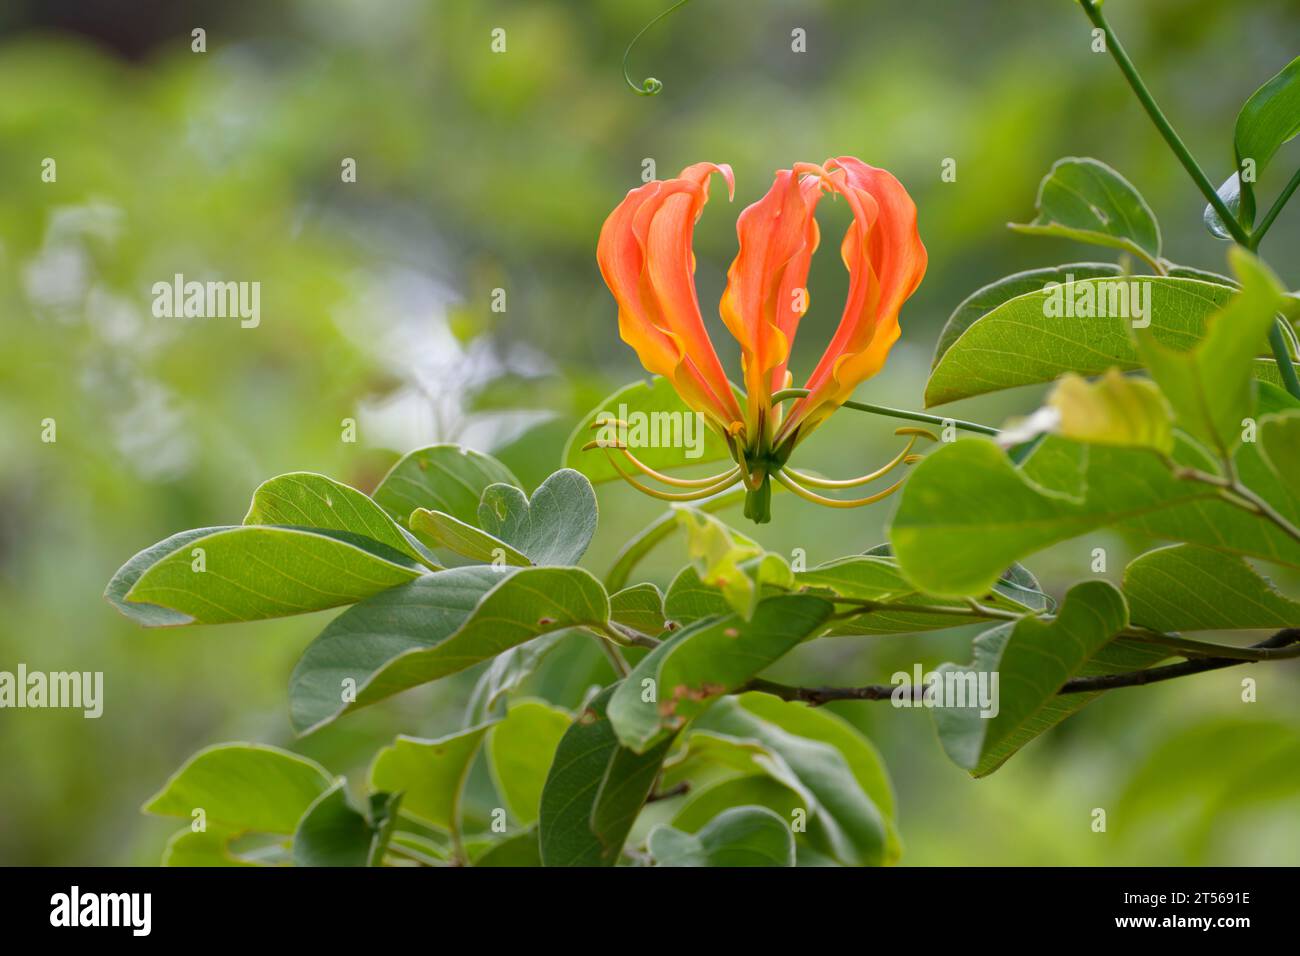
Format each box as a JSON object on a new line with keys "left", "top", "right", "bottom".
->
{"left": 741, "top": 628, "right": 1300, "bottom": 706}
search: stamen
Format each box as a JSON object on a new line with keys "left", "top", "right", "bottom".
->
{"left": 772, "top": 468, "right": 909, "bottom": 508}
{"left": 601, "top": 448, "right": 741, "bottom": 501}
{"left": 784, "top": 427, "right": 936, "bottom": 489}
{"left": 580, "top": 440, "right": 741, "bottom": 488}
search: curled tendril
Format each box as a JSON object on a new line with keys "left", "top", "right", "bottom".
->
{"left": 622, "top": 0, "right": 693, "bottom": 96}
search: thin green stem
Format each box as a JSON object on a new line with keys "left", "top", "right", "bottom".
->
{"left": 1078, "top": 0, "right": 1250, "bottom": 245}
{"left": 592, "top": 630, "right": 631, "bottom": 677}
{"left": 1117, "top": 627, "right": 1300, "bottom": 662}
{"left": 829, "top": 597, "right": 1020, "bottom": 623}
{"left": 769, "top": 388, "right": 999, "bottom": 436}
{"left": 1173, "top": 464, "right": 1300, "bottom": 545}
{"left": 1250, "top": 166, "right": 1300, "bottom": 248}
{"left": 1268, "top": 319, "right": 1300, "bottom": 400}
{"left": 622, "top": 0, "right": 692, "bottom": 95}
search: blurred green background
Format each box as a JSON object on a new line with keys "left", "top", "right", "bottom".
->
{"left": 2, "top": 0, "right": 1298, "bottom": 866}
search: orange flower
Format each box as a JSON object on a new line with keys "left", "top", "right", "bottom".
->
{"left": 593, "top": 157, "right": 929, "bottom": 522}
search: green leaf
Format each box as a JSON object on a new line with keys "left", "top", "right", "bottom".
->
{"left": 562, "top": 376, "right": 733, "bottom": 483}
{"left": 1009, "top": 157, "right": 1161, "bottom": 264}
{"left": 243, "top": 472, "right": 435, "bottom": 568}
{"left": 1206, "top": 56, "right": 1300, "bottom": 238}
{"left": 927, "top": 276, "right": 1250, "bottom": 407}
{"left": 663, "top": 566, "right": 733, "bottom": 625}
{"left": 292, "top": 782, "right": 402, "bottom": 867}
{"left": 143, "top": 743, "right": 333, "bottom": 833}
{"left": 891, "top": 436, "right": 1300, "bottom": 597}
{"left": 408, "top": 509, "right": 529, "bottom": 566}
{"left": 649, "top": 806, "right": 795, "bottom": 867}
{"left": 369, "top": 724, "right": 494, "bottom": 833}
{"left": 372, "top": 444, "right": 521, "bottom": 528}
{"left": 290, "top": 565, "right": 609, "bottom": 734}
{"left": 122, "top": 526, "right": 424, "bottom": 626}
{"left": 538, "top": 683, "right": 674, "bottom": 867}
{"left": 1259, "top": 410, "right": 1300, "bottom": 502}
{"left": 476, "top": 468, "right": 598, "bottom": 566}
{"left": 607, "top": 595, "right": 833, "bottom": 753}
{"left": 933, "top": 581, "right": 1129, "bottom": 776}
{"left": 797, "top": 553, "right": 1046, "bottom": 636}
{"left": 735, "top": 693, "right": 896, "bottom": 827}
{"left": 1123, "top": 544, "right": 1300, "bottom": 632}
{"left": 1044, "top": 368, "right": 1173, "bottom": 454}
{"left": 691, "top": 695, "right": 893, "bottom": 866}
{"left": 1136, "top": 249, "right": 1289, "bottom": 455}
{"left": 473, "top": 828, "right": 542, "bottom": 866}
{"left": 609, "top": 583, "right": 670, "bottom": 636}
{"left": 487, "top": 700, "right": 572, "bottom": 827}
{"left": 933, "top": 263, "right": 1124, "bottom": 369}
{"left": 160, "top": 826, "right": 257, "bottom": 867}
{"left": 105, "top": 527, "right": 233, "bottom": 627}
{"left": 668, "top": 775, "right": 804, "bottom": 834}
{"left": 464, "top": 631, "right": 573, "bottom": 724}
{"left": 675, "top": 507, "right": 793, "bottom": 619}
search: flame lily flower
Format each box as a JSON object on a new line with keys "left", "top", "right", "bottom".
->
{"left": 593, "top": 157, "right": 930, "bottom": 523}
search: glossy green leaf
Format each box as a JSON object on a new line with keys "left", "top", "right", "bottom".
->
{"left": 609, "top": 583, "right": 670, "bottom": 636}
{"left": 669, "top": 775, "right": 804, "bottom": 834}
{"left": 464, "top": 631, "right": 573, "bottom": 724}
{"left": 663, "top": 566, "right": 732, "bottom": 625}
{"left": 649, "top": 806, "right": 795, "bottom": 867}
{"left": 290, "top": 565, "right": 609, "bottom": 734}
{"left": 476, "top": 468, "right": 598, "bottom": 566}
{"left": 933, "top": 263, "right": 1123, "bottom": 368}
{"left": 372, "top": 444, "right": 520, "bottom": 528}
{"left": 891, "top": 436, "right": 1300, "bottom": 597}
{"left": 122, "top": 525, "right": 423, "bottom": 626}
{"left": 797, "top": 553, "right": 1044, "bottom": 636}
{"left": 1123, "top": 544, "right": 1300, "bottom": 632}
{"left": 608, "top": 595, "right": 833, "bottom": 753}
{"left": 1257, "top": 410, "right": 1300, "bottom": 503}
{"left": 292, "top": 782, "right": 402, "bottom": 867}
{"left": 1135, "top": 249, "right": 1289, "bottom": 454}
{"left": 692, "top": 695, "right": 892, "bottom": 866}
{"left": 1009, "top": 157, "right": 1161, "bottom": 263}
{"left": 160, "top": 826, "right": 258, "bottom": 867}
{"left": 538, "top": 683, "right": 673, "bottom": 867}
{"left": 473, "top": 828, "right": 542, "bottom": 866}
{"left": 105, "top": 526, "right": 233, "bottom": 627}
{"left": 369, "top": 724, "right": 494, "bottom": 833}
{"left": 487, "top": 700, "right": 572, "bottom": 827}
{"left": 243, "top": 471, "right": 435, "bottom": 568}
{"left": 1206, "top": 56, "right": 1300, "bottom": 238}
{"left": 562, "top": 376, "right": 733, "bottom": 483}
{"left": 143, "top": 743, "right": 333, "bottom": 834}
{"left": 933, "top": 581, "right": 1129, "bottom": 776}
{"left": 927, "top": 276, "right": 1247, "bottom": 407}
{"left": 408, "top": 509, "right": 529, "bottom": 566}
